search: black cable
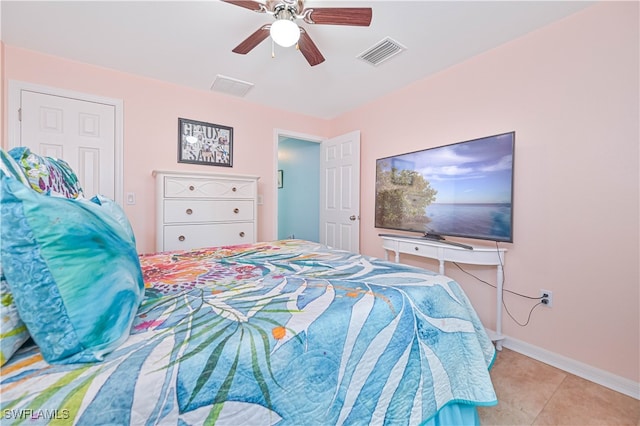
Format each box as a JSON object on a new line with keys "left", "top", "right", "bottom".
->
{"left": 503, "top": 299, "right": 544, "bottom": 327}
{"left": 451, "top": 241, "right": 545, "bottom": 327}
{"left": 452, "top": 261, "right": 542, "bottom": 299}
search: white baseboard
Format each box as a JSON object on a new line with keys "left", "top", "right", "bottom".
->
{"left": 500, "top": 335, "right": 640, "bottom": 400}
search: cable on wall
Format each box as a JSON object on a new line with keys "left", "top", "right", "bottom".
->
{"left": 452, "top": 242, "right": 546, "bottom": 327}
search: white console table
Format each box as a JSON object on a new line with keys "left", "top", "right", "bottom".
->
{"left": 380, "top": 234, "right": 507, "bottom": 350}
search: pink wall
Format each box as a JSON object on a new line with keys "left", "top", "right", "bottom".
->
{"left": 1, "top": 2, "right": 638, "bottom": 385}
{"left": 1, "top": 43, "right": 5, "bottom": 144}
{"left": 332, "top": 2, "right": 639, "bottom": 383}
{"left": 1, "top": 47, "right": 329, "bottom": 253}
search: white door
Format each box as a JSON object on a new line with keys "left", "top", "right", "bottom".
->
{"left": 319, "top": 131, "right": 360, "bottom": 253}
{"left": 18, "top": 90, "right": 116, "bottom": 200}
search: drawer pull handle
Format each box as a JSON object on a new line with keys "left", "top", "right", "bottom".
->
{"left": 232, "top": 187, "right": 237, "bottom": 192}
{"left": 233, "top": 208, "right": 240, "bottom": 214}
{"left": 239, "top": 231, "right": 245, "bottom": 238}
{"left": 179, "top": 235, "right": 186, "bottom": 242}
{"left": 189, "top": 185, "right": 195, "bottom": 191}
{"left": 414, "top": 246, "right": 419, "bottom": 251}
{"left": 186, "top": 208, "right": 193, "bottom": 215}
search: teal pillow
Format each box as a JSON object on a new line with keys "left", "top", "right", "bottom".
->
{"left": 0, "top": 150, "right": 32, "bottom": 365}
{"left": 90, "top": 194, "right": 136, "bottom": 245}
{"left": 0, "top": 175, "right": 144, "bottom": 364}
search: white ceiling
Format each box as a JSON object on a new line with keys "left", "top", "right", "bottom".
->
{"left": 1, "top": 1, "right": 593, "bottom": 119}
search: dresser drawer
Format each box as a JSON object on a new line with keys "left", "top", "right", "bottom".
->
{"left": 397, "top": 240, "right": 441, "bottom": 258}
{"left": 164, "top": 176, "right": 256, "bottom": 199}
{"left": 164, "top": 199, "right": 254, "bottom": 223}
{"left": 163, "top": 223, "right": 255, "bottom": 251}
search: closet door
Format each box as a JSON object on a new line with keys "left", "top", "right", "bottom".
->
{"left": 9, "top": 82, "right": 123, "bottom": 204}
{"left": 19, "top": 91, "right": 116, "bottom": 199}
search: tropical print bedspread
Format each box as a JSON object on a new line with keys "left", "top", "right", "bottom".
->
{"left": 1, "top": 240, "right": 496, "bottom": 425}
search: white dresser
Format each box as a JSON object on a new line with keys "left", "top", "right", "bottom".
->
{"left": 152, "top": 170, "right": 260, "bottom": 252}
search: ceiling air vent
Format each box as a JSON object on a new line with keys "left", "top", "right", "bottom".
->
{"left": 210, "top": 74, "right": 254, "bottom": 97}
{"left": 357, "top": 37, "right": 406, "bottom": 66}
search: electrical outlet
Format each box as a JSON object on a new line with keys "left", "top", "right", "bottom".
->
{"left": 540, "top": 289, "right": 553, "bottom": 308}
{"left": 126, "top": 192, "right": 136, "bottom": 205}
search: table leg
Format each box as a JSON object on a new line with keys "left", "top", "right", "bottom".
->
{"left": 496, "top": 263, "right": 504, "bottom": 351}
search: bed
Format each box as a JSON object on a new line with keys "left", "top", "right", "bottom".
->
{"left": 0, "top": 148, "right": 497, "bottom": 425}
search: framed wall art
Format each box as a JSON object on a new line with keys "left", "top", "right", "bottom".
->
{"left": 178, "top": 118, "right": 233, "bottom": 167}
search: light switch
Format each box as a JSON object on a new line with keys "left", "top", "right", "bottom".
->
{"left": 126, "top": 192, "right": 136, "bottom": 205}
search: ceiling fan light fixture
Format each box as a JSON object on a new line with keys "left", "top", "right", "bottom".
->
{"left": 270, "top": 17, "right": 300, "bottom": 47}
{"left": 223, "top": 0, "right": 373, "bottom": 66}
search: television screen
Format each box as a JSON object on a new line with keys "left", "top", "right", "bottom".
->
{"left": 375, "top": 132, "right": 515, "bottom": 243}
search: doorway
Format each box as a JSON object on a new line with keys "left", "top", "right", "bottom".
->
{"left": 277, "top": 135, "right": 321, "bottom": 241}
{"left": 274, "top": 129, "right": 361, "bottom": 253}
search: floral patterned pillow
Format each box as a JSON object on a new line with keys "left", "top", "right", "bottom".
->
{"left": 9, "top": 147, "right": 83, "bottom": 198}
{"left": 0, "top": 149, "right": 30, "bottom": 186}
{"left": 0, "top": 271, "right": 30, "bottom": 366}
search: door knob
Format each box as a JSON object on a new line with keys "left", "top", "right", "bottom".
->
{"left": 349, "top": 215, "right": 357, "bottom": 221}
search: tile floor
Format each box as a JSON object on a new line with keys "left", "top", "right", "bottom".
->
{"left": 478, "top": 348, "right": 640, "bottom": 425}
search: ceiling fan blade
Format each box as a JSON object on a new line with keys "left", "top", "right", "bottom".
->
{"left": 232, "top": 24, "right": 271, "bottom": 54}
{"left": 220, "top": 1, "right": 267, "bottom": 13}
{"left": 298, "top": 29, "right": 325, "bottom": 66}
{"left": 303, "top": 8, "right": 372, "bottom": 26}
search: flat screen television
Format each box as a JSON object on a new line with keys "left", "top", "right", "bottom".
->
{"left": 375, "top": 131, "right": 515, "bottom": 244}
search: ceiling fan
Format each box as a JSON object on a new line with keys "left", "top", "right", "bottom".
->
{"left": 221, "top": 0, "right": 373, "bottom": 66}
